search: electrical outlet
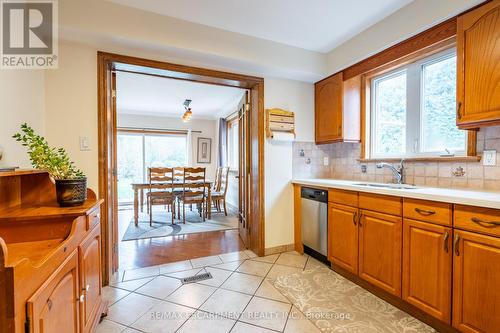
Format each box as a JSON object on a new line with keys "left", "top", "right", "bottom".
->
{"left": 483, "top": 150, "right": 497, "bottom": 166}
{"left": 79, "top": 136, "right": 91, "bottom": 151}
{"left": 323, "top": 157, "right": 329, "bottom": 166}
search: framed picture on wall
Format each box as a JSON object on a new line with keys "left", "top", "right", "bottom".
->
{"left": 197, "top": 137, "right": 212, "bottom": 163}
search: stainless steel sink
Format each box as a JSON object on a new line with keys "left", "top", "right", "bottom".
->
{"left": 353, "top": 183, "right": 419, "bottom": 190}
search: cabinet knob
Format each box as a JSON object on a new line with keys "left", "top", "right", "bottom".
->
{"left": 79, "top": 294, "right": 85, "bottom": 303}
{"left": 96, "top": 212, "right": 101, "bottom": 219}
{"left": 84, "top": 284, "right": 90, "bottom": 292}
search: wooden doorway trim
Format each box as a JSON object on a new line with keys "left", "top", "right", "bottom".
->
{"left": 97, "top": 52, "right": 265, "bottom": 284}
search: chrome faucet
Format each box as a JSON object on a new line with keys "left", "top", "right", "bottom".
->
{"left": 376, "top": 160, "right": 405, "bottom": 184}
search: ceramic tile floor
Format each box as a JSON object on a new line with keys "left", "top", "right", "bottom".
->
{"left": 98, "top": 250, "right": 323, "bottom": 333}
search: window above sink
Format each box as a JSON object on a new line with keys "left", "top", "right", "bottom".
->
{"left": 369, "top": 47, "right": 467, "bottom": 159}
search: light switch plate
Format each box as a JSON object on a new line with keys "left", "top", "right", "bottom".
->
{"left": 79, "top": 136, "right": 91, "bottom": 151}
{"left": 483, "top": 150, "right": 496, "bottom": 166}
{"left": 323, "top": 157, "right": 329, "bottom": 166}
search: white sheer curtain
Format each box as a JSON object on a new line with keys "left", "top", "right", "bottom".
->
{"left": 186, "top": 129, "right": 193, "bottom": 166}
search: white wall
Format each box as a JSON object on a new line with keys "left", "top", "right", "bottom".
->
{"left": 0, "top": 71, "right": 45, "bottom": 169}
{"left": 45, "top": 41, "right": 99, "bottom": 189}
{"left": 264, "top": 78, "right": 314, "bottom": 249}
{"left": 326, "top": 0, "right": 485, "bottom": 74}
{"left": 117, "top": 113, "right": 219, "bottom": 178}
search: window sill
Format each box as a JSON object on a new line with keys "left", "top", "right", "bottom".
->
{"left": 358, "top": 156, "right": 481, "bottom": 163}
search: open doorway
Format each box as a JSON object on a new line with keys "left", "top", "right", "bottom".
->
{"left": 114, "top": 71, "right": 247, "bottom": 270}
{"left": 98, "top": 53, "right": 265, "bottom": 283}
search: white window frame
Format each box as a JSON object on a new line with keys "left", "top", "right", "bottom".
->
{"left": 369, "top": 47, "right": 467, "bottom": 159}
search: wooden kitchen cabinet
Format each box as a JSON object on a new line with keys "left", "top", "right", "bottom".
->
{"left": 27, "top": 250, "right": 80, "bottom": 333}
{"left": 79, "top": 226, "right": 103, "bottom": 333}
{"left": 315, "top": 73, "right": 361, "bottom": 144}
{"left": 452, "top": 230, "right": 500, "bottom": 333}
{"left": 457, "top": 0, "right": 500, "bottom": 128}
{"left": 328, "top": 203, "right": 358, "bottom": 274}
{"left": 359, "top": 210, "right": 402, "bottom": 296}
{"left": 402, "top": 219, "right": 452, "bottom": 322}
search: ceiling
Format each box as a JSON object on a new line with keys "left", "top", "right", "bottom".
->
{"left": 116, "top": 71, "right": 245, "bottom": 119}
{"left": 107, "top": 0, "right": 413, "bottom": 52}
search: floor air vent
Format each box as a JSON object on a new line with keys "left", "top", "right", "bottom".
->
{"left": 181, "top": 272, "right": 213, "bottom": 284}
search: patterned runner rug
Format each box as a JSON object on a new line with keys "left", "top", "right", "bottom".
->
{"left": 273, "top": 267, "right": 436, "bottom": 332}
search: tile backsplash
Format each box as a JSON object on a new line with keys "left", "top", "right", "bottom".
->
{"left": 293, "top": 126, "right": 500, "bottom": 191}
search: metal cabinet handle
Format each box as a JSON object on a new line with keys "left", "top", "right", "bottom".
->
{"left": 454, "top": 234, "right": 460, "bottom": 256}
{"left": 457, "top": 102, "right": 462, "bottom": 119}
{"left": 358, "top": 212, "right": 363, "bottom": 227}
{"left": 84, "top": 284, "right": 90, "bottom": 292}
{"left": 414, "top": 208, "right": 436, "bottom": 216}
{"left": 443, "top": 231, "right": 450, "bottom": 253}
{"left": 353, "top": 211, "right": 358, "bottom": 226}
{"left": 471, "top": 217, "right": 500, "bottom": 227}
{"left": 79, "top": 294, "right": 85, "bottom": 303}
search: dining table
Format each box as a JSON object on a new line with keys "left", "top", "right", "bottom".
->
{"left": 130, "top": 180, "right": 213, "bottom": 226}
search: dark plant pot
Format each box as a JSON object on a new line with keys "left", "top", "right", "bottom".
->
{"left": 55, "top": 178, "right": 87, "bottom": 207}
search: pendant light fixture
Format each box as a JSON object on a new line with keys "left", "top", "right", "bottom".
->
{"left": 182, "top": 99, "right": 193, "bottom": 122}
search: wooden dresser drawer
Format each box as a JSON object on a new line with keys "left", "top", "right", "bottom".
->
{"left": 403, "top": 198, "right": 452, "bottom": 226}
{"left": 87, "top": 208, "right": 101, "bottom": 231}
{"left": 454, "top": 205, "right": 500, "bottom": 237}
{"left": 359, "top": 192, "right": 402, "bottom": 216}
{"left": 329, "top": 189, "right": 358, "bottom": 207}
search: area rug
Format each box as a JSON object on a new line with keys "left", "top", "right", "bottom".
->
{"left": 272, "top": 267, "right": 436, "bottom": 333}
{"left": 122, "top": 209, "right": 238, "bottom": 241}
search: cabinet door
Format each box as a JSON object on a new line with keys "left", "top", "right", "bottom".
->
{"left": 328, "top": 203, "right": 358, "bottom": 274}
{"left": 79, "top": 225, "right": 103, "bottom": 333}
{"left": 453, "top": 230, "right": 500, "bottom": 333}
{"left": 402, "top": 219, "right": 452, "bottom": 322}
{"left": 457, "top": 0, "right": 500, "bottom": 128}
{"left": 315, "top": 72, "right": 343, "bottom": 144}
{"left": 359, "top": 210, "right": 402, "bottom": 296}
{"left": 27, "top": 250, "right": 79, "bottom": 333}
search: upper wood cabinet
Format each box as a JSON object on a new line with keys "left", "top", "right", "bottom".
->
{"left": 328, "top": 203, "right": 359, "bottom": 274}
{"left": 358, "top": 210, "right": 402, "bottom": 296}
{"left": 402, "top": 219, "right": 452, "bottom": 323}
{"left": 457, "top": 0, "right": 500, "bottom": 128}
{"left": 315, "top": 73, "right": 361, "bottom": 144}
{"left": 452, "top": 230, "right": 500, "bottom": 333}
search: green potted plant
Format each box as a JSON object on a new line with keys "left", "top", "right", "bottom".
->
{"left": 13, "top": 123, "right": 87, "bottom": 207}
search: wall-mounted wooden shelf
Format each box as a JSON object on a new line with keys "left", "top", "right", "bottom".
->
{"left": 266, "top": 108, "right": 295, "bottom": 139}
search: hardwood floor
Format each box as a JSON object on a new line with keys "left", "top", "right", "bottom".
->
{"left": 117, "top": 208, "right": 245, "bottom": 270}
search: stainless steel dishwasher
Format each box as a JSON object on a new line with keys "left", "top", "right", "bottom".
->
{"left": 301, "top": 187, "right": 329, "bottom": 263}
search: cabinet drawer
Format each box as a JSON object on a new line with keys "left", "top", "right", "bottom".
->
{"left": 454, "top": 205, "right": 500, "bottom": 237}
{"left": 403, "top": 199, "right": 452, "bottom": 226}
{"left": 359, "top": 193, "right": 401, "bottom": 216}
{"left": 87, "top": 208, "right": 100, "bottom": 231}
{"left": 269, "top": 122, "right": 294, "bottom": 131}
{"left": 269, "top": 115, "right": 294, "bottom": 123}
{"left": 329, "top": 189, "right": 358, "bottom": 207}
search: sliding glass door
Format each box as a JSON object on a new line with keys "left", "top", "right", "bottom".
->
{"left": 117, "top": 131, "right": 188, "bottom": 204}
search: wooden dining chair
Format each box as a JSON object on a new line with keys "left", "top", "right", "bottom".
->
{"left": 211, "top": 167, "right": 230, "bottom": 216}
{"left": 146, "top": 167, "right": 175, "bottom": 226}
{"left": 180, "top": 167, "right": 207, "bottom": 223}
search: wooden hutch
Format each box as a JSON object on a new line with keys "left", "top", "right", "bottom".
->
{"left": 0, "top": 170, "right": 106, "bottom": 333}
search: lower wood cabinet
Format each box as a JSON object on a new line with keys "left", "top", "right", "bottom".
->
{"left": 328, "top": 203, "right": 358, "bottom": 274}
{"left": 27, "top": 250, "right": 80, "bottom": 333}
{"left": 452, "top": 230, "right": 500, "bottom": 333}
{"left": 402, "top": 219, "right": 452, "bottom": 322}
{"left": 359, "top": 210, "right": 402, "bottom": 296}
{"left": 79, "top": 226, "right": 103, "bottom": 333}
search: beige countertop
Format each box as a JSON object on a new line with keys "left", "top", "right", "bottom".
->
{"left": 292, "top": 178, "right": 500, "bottom": 209}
